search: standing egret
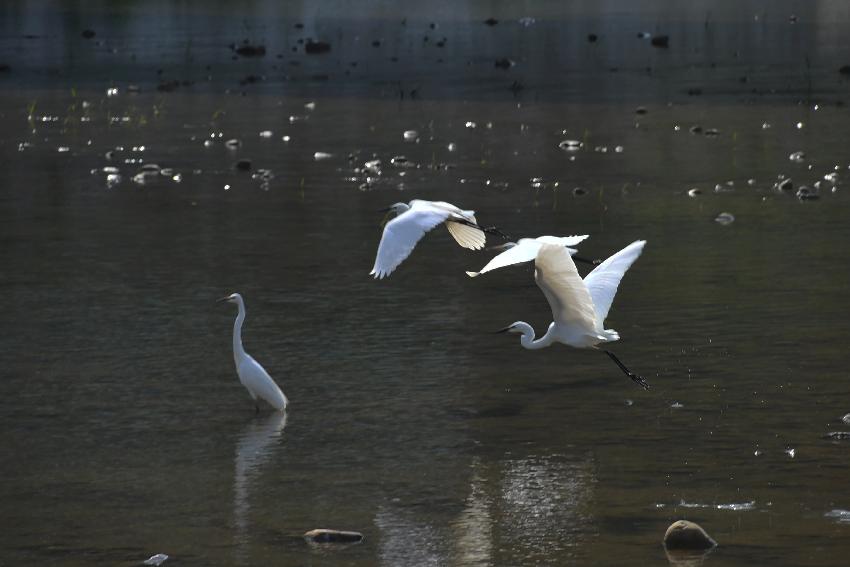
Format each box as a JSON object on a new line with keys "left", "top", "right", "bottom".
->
{"left": 371, "top": 199, "right": 505, "bottom": 279}
{"left": 466, "top": 235, "right": 592, "bottom": 277}
{"left": 497, "top": 241, "right": 649, "bottom": 389}
{"left": 219, "top": 293, "right": 289, "bottom": 412}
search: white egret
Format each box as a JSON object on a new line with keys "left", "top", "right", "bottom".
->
{"left": 371, "top": 199, "right": 505, "bottom": 279}
{"left": 219, "top": 293, "right": 289, "bottom": 411}
{"left": 466, "top": 235, "right": 590, "bottom": 277}
{"left": 498, "top": 241, "right": 649, "bottom": 389}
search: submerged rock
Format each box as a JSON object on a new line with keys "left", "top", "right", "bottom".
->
{"left": 823, "top": 431, "right": 850, "bottom": 440}
{"left": 305, "top": 40, "right": 331, "bottom": 54}
{"left": 304, "top": 529, "right": 364, "bottom": 544}
{"left": 143, "top": 553, "right": 169, "bottom": 566}
{"left": 663, "top": 520, "right": 717, "bottom": 550}
{"left": 714, "top": 212, "right": 735, "bottom": 225}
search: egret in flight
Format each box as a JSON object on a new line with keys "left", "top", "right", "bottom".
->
{"left": 371, "top": 199, "right": 505, "bottom": 279}
{"left": 466, "top": 235, "right": 591, "bottom": 277}
{"left": 219, "top": 293, "right": 289, "bottom": 412}
{"left": 497, "top": 241, "right": 650, "bottom": 389}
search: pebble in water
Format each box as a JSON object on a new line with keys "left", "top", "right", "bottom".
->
{"left": 842, "top": 413, "right": 850, "bottom": 425}
{"left": 826, "top": 510, "right": 850, "bottom": 523}
{"left": 687, "top": 188, "right": 701, "bottom": 197}
{"left": 789, "top": 151, "right": 805, "bottom": 163}
{"left": 403, "top": 130, "right": 418, "bottom": 142}
{"left": 259, "top": 130, "right": 273, "bottom": 138}
{"left": 364, "top": 159, "right": 381, "bottom": 175}
{"left": 796, "top": 186, "right": 819, "bottom": 201}
{"left": 314, "top": 152, "right": 333, "bottom": 160}
{"left": 106, "top": 173, "right": 121, "bottom": 188}
{"left": 714, "top": 181, "right": 734, "bottom": 192}
{"left": 715, "top": 212, "right": 735, "bottom": 225}
{"left": 447, "top": 142, "right": 457, "bottom": 152}
{"left": 785, "top": 448, "right": 796, "bottom": 458}
{"left": 775, "top": 178, "right": 794, "bottom": 192}
{"left": 225, "top": 138, "right": 241, "bottom": 150}
{"left": 465, "top": 121, "right": 477, "bottom": 129}
{"left": 823, "top": 431, "right": 850, "bottom": 440}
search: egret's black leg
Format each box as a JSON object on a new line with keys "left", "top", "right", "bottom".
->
{"left": 604, "top": 350, "right": 649, "bottom": 390}
{"left": 480, "top": 225, "right": 511, "bottom": 241}
{"left": 573, "top": 255, "right": 602, "bottom": 266}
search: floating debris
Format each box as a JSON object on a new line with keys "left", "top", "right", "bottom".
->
{"left": 823, "top": 431, "right": 850, "bottom": 440}
{"left": 558, "top": 139, "right": 582, "bottom": 152}
{"left": 364, "top": 159, "right": 381, "bottom": 175}
{"left": 57, "top": 146, "right": 70, "bottom": 153}
{"left": 143, "top": 554, "right": 169, "bottom": 566}
{"left": 826, "top": 510, "right": 850, "bottom": 523}
{"left": 403, "top": 130, "right": 418, "bottom": 142}
{"left": 785, "top": 448, "right": 796, "bottom": 458}
{"left": 796, "top": 186, "right": 819, "bottom": 201}
{"left": 789, "top": 151, "right": 805, "bottom": 163}
{"left": 465, "top": 121, "right": 477, "bottom": 129}
{"left": 314, "top": 151, "right": 332, "bottom": 160}
{"left": 714, "top": 212, "right": 735, "bottom": 225}
{"left": 390, "top": 155, "right": 414, "bottom": 168}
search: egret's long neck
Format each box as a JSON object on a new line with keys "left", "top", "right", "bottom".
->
{"left": 515, "top": 322, "right": 555, "bottom": 350}
{"left": 232, "top": 299, "right": 247, "bottom": 364}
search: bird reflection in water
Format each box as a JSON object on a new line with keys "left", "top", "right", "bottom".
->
{"left": 233, "top": 412, "right": 288, "bottom": 563}
{"left": 374, "top": 454, "right": 594, "bottom": 566}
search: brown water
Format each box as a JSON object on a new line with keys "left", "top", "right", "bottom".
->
{"left": 2, "top": 2, "right": 850, "bottom": 566}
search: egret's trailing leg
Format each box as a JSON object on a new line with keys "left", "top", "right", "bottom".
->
{"left": 572, "top": 255, "right": 602, "bottom": 266}
{"left": 604, "top": 350, "right": 649, "bottom": 390}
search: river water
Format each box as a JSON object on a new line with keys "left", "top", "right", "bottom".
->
{"left": 2, "top": 1, "right": 850, "bottom": 566}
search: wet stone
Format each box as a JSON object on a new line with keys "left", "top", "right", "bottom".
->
{"left": 304, "top": 529, "right": 364, "bottom": 544}
{"left": 651, "top": 35, "right": 670, "bottom": 48}
{"left": 663, "top": 520, "right": 717, "bottom": 550}
{"left": 796, "top": 186, "right": 819, "bottom": 201}
{"left": 305, "top": 40, "right": 331, "bottom": 54}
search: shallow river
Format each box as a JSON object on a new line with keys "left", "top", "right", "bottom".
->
{"left": 2, "top": 1, "right": 850, "bottom": 566}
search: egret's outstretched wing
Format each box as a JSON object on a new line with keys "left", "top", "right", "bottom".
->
{"left": 370, "top": 206, "right": 450, "bottom": 278}
{"left": 534, "top": 244, "right": 598, "bottom": 332}
{"left": 445, "top": 220, "right": 486, "bottom": 250}
{"left": 535, "top": 235, "right": 590, "bottom": 248}
{"left": 466, "top": 235, "right": 589, "bottom": 277}
{"left": 583, "top": 240, "right": 646, "bottom": 323}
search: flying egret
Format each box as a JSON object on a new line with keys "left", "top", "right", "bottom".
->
{"left": 497, "top": 240, "right": 649, "bottom": 389}
{"left": 466, "top": 235, "right": 592, "bottom": 277}
{"left": 219, "top": 293, "right": 289, "bottom": 412}
{"left": 371, "top": 199, "right": 505, "bottom": 279}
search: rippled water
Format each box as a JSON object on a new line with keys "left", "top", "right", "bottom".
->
{"left": 2, "top": 1, "right": 850, "bottom": 566}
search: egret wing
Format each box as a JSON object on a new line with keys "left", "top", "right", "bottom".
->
{"left": 534, "top": 244, "right": 598, "bottom": 331}
{"left": 466, "top": 238, "right": 540, "bottom": 277}
{"left": 583, "top": 240, "right": 646, "bottom": 323}
{"left": 240, "top": 357, "right": 288, "bottom": 410}
{"left": 445, "top": 220, "right": 486, "bottom": 250}
{"left": 370, "top": 206, "right": 450, "bottom": 278}
{"left": 535, "top": 234, "right": 589, "bottom": 248}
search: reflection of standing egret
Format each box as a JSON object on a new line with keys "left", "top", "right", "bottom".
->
{"left": 234, "top": 411, "right": 288, "bottom": 558}
{"left": 219, "top": 293, "right": 289, "bottom": 412}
